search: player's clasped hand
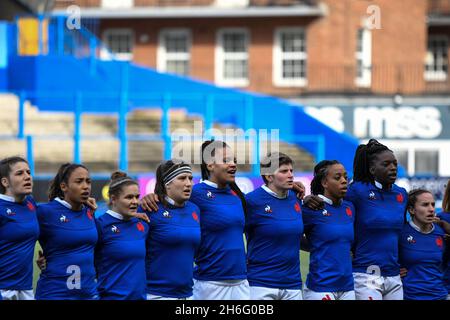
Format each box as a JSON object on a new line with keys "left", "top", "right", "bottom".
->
{"left": 400, "top": 268, "right": 408, "bottom": 278}
{"left": 140, "top": 193, "right": 160, "bottom": 212}
{"left": 36, "top": 251, "right": 46, "bottom": 271}
{"left": 303, "top": 194, "right": 325, "bottom": 210}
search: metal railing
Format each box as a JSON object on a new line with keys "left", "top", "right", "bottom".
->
{"left": 9, "top": 90, "right": 325, "bottom": 176}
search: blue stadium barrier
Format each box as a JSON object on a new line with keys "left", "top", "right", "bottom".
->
{"left": 5, "top": 15, "right": 362, "bottom": 175}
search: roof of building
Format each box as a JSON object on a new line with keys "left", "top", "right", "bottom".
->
{"left": 52, "top": 5, "right": 325, "bottom": 19}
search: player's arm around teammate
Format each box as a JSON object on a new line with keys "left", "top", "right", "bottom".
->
{"left": 245, "top": 152, "right": 303, "bottom": 300}
{"left": 141, "top": 160, "right": 200, "bottom": 300}
{"left": 304, "top": 139, "right": 407, "bottom": 300}
{"left": 302, "top": 160, "right": 355, "bottom": 300}
{"left": 94, "top": 172, "right": 148, "bottom": 300}
{"left": 399, "top": 189, "right": 447, "bottom": 300}
{"left": 35, "top": 163, "right": 98, "bottom": 300}
{"left": 0, "top": 157, "right": 39, "bottom": 300}
{"left": 141, "top": 141, "right": 249, "bottom": 300}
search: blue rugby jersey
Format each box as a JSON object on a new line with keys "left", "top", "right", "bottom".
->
{"left": 190, "top": 181, "right": 247, "bottom": 281}
{"left": 143, "top": 200, "right": 201, "bottom": 298}
{"left": 346, "top": 181, "right": 407, "bottom": 277}
{"left": 303, "top": 195, "right": 355, "bottom": 292}
{"left": 95, "top": 210, "right": 148, "bottom": 300}
{"left": 399, "top": 221, "right": 447, "bottom": 300}
{"left": 35, "top": 198, "right": 98, "bottom": 300}
{"left": 437, "top": 211, "right": 450, "bottom": 294}
{"left": 0, "top": 194, "right": 39, "bottom": 290}
{"left": 245, "top": 186, "right": 303, "bottom": 289}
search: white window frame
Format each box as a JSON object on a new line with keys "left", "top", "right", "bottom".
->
{"left": 215, "top": 28, "right": 250, "bottom": 87}
{"left": 273, "top": 27, "right": 307, "bottom": 87}
{"left": 101, "top": 28, "right": 134, "bottom": 61}
{"left": 378, "top": 140, "right": 449, "bottom": 177}
{"left": 425, "top": 35, "right": 448, "bottom": 81}
{"left": 355, "top": 28, "right": 372, "bottom": 87}
{"left": 101, "top": 0, "right": 134, "bottom": 9}
{"left": 215, "top": 0, "right": 249, "bottom": 7}
{"left": 157, "top": 28, "right": 191, "bottom": 76}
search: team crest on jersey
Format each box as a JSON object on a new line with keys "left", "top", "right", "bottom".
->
{"left": 86, "top": 209, "right": 93, "bottom": 220}
{"left": 206, "top": 191, "right": 215, "bottom": 199}
{"left": 136, "top": 222, "right": 145, "bottom": 232}
{"left": 26, "top": 201, "right": 35, "bottom": 211}
{"left": 111, "top": 225, "right": 120, "bottom": 233}
{"left": 322, "top": 209, "right": 331, "bottom": 217}
{"left": 264, "top": 205, "right": 272, "bottom": 213}
{"left": 396, "top": 193, "right": 404, "bottom": 203}
{"left": 6, "top": 208, "right": 16, "bottom": 216}
{"left": 192, "top": 211, "right": 199, "bottom": 222}
{"left": 407, "top": 235, "right": 416, "bottom": 244}
{"left": 345, "top": 207, "right": 352, "bottom": 217}
{"left": 294, "top": 202, "right": 301, "bottom": 213}
{"left": 368, "top": 191, "right": 376, "bottom": 200}
{"left": 436, "top": 236, "right": 443, "bottom": 248}
{"left": 163, "top": 210, "right": 172, "bottom": 218}
{"left": 59, "top": 214, "right": 69, "bottom": 223}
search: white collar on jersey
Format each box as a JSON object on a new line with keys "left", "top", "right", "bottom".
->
{"left": 374, "top": 180, "right": 393, "bottom": 190}
{"left": 261, "top": 185, "right": 288, "bottom": 199}
{"left": 165, "top": 196, "right": 176, "bottom": 205}
{"left": 0, "top": 193, "right": 16, "bottom": 203}
{"left": 106, "top": 209, "right": 125, "bottom": 221}
{"left": 318, "top": 194, "right": 333, "bottom": 205}
{"left": 203, "top": 180, "right": 219, "bottom": 189}
{"left": 374, "top": 180, "right": 383, "bottom": 189}
{"left": 55, "top": 197, "right": 80, "bottom": 210}
{"left": 409, "top": 220, "right": 435, "bottom": 234}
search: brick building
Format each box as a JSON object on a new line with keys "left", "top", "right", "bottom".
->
{"left": 49, "top": 0, "right": 449, "bottom": 178}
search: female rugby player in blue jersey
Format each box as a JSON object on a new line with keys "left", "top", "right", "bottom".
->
{"left": 438, "top": 181, "right": 450, "bottom": 299}
{"left": 95, "top": 172, "right": 148, "bottom": 300}
{"left": 302, "top": 160, "right": 355, "bottom": 300}
{"left": 245, "top": 152, "right": 303, "bottom": 300}
{"left": 0, "top": 156, "right": 39, "bottom": 300}
{"left": 305, "top": 139, "right": 407, "bottom": 300}
{"left": 399, "top": 189, "right": 447, "bottom": 300}
{"left": 141, "top": 140, "right": 249, "bottom": 300}
{"left": 35, "top": 163, "right": 99, "bottom": 300}
{"left": 143, "top": 160, "right": 201, "bottom": 300}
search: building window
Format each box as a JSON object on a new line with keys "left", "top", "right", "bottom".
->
{"left": 393, "top": 149, "right": 409, "bottom": 174}
{"left": 101, "top": 0, "right": 134, "bottom": 8}
{"left": 425, "top": 36, "right": 448, "bottom": 81}
{"left": 273, "top": 27, "right": 307, "bottom": 87}
{"left": 355, "top": 28, "right": 372, "bottom": 87}
{"left": 102, "top": 29, "right": 134, "bottom": 61}
{"left": 157, "top": 29, "right": 191, "bottom": 76}
{"left": 216, "top": 28, "right": 249, "bottom": 87}
{"left": 415, "top": 150, "right": 439, "bottom": 176}
{"left": 215, "top": 0, "right": 249, "bottom": 7}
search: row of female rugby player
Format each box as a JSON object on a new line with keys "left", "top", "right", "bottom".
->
{"left": 0, "top": 139, "right": 449, "bottom": 301}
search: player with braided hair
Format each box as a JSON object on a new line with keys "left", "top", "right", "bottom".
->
{"left": 302, "top": 160, "right": 355, "bottom": 300}
{"left": 304, "top": 139, "right": 407, "bottom": 300}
